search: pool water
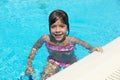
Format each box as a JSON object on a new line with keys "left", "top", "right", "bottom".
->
{"left": 0, "top": 0, "right": 120, "bottom": 80}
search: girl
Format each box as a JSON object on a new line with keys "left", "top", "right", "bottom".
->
{"left": 25, "top": 9, "right": 103, "bottom": 80}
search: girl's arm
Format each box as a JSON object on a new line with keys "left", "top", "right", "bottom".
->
{"left": 73, "top": 37, "right": 94, "bottom": 51}
{"left": 73, "top": 37, "right": 103, "bottom": 53}
{"left": 27, "top": 35, "right": 47, "bottom": 69}
{"left": 27, "top": 48, "right": 37, "bottom": 67}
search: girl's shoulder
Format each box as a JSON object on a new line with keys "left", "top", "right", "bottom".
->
{"left": 67, "top": 36, "right": 78, "bottom": 42}
{"left": 67, "top": 36, "right": 78, "bottom": 40}
{"left": 41, "top": 34, "right": 50, "bottom": 41}
{"left": 67, "top": 36, "right": 82, "bottom": 44}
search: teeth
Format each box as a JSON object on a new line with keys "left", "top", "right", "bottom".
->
{"left": 55, "top": 34, "right": 61, "bottom": 36}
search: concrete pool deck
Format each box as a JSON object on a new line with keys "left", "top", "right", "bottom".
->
{"left": 47, "top": 37, "right": 120, "bottom": 80}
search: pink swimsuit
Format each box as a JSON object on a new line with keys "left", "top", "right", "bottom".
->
{"left": 45, "top": 42, "right": 76, "bottom": 67}
{"left": 48, "top": 57, "right": 71, "bottom": 67}
{"left": 45, "top": 42, "right": 75, "bottom": 52}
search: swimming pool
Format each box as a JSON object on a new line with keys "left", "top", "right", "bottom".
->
{"left": 0, "top": 0, "right": 120, "bottom": 80}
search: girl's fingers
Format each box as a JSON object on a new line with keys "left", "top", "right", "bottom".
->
{"left": 96, "top": 47, "right": 103, "bottom": 53}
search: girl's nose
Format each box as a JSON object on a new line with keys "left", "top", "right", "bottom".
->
{"left": 55, "top": 27, "right": 60, "bottom": 32}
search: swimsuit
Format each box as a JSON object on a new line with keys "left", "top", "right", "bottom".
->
{"left": 45, "top": 42, "right": 76, "bottom": 67}
{"left": 45, "top": 42, "right": 75, "bottom": 52}
{"left": 41, "top": 39, "right": 77, "bottom": 80}
{"left": 48, "top": 56, "right": 71, "bottom": 67}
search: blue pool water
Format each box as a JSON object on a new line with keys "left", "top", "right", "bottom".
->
{"left": 0, "top": 0, "right": 120, "bottom": 80}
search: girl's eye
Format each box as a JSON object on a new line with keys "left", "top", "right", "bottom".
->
{"left": 60, "top": 25, "right": 64, "bottom": 28}
{"left": 60, "top": 25, "right": 65, "bottom": 28}
{"left": 51, "top": 25, "right": 56, "bottom": 28}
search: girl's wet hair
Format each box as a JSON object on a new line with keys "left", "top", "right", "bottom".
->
{"left": 49, "top": 9, "right": 70, "bottom": 35}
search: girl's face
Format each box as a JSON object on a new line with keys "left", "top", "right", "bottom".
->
{"left": 50, "top": 19, "right": 67, "bottom": 42}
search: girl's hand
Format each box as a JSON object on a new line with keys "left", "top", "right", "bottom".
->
{"left": 25, "top": 66, "right": 34, "bottom": 75}
{"left": 92, "top": 47, "right": 103, "bottom": 53}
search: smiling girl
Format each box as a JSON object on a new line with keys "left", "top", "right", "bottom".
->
{"left": 25, "top": 9, "right": 103, "bottom": 80}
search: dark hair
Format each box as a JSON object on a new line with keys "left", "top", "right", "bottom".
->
{"left": 49, "top": 9, "right": 70, "bottom": 35}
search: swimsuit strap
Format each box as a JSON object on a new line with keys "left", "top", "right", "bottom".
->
{"left": 45, "top": 42, "right": 75, "bottom": 51}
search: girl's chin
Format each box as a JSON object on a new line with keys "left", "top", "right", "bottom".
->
{"left": 54, "top": 36, "right": 66, "bottom": 42}
{"left": 55, "top": 38, "right": 63, "bottom": 41}
{"left": 51, "top": 34, "right": 66, "bottom": 42}
{"left": 54, "top": 36, "right": 63, "bottom": 41}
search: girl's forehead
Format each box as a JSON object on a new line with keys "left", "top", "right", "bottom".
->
{"left": 56, "top": 19, "right": 62, "bottom": 23}
{"left": 53, "top": 19, "right": 65, "bottom": 25}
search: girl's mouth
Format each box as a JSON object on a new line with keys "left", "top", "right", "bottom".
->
{"left": 54, "top": 33, "right": 62, "bottom": 36}
{"left": 54, "top": 33, "right": 63, "bottom": 40}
